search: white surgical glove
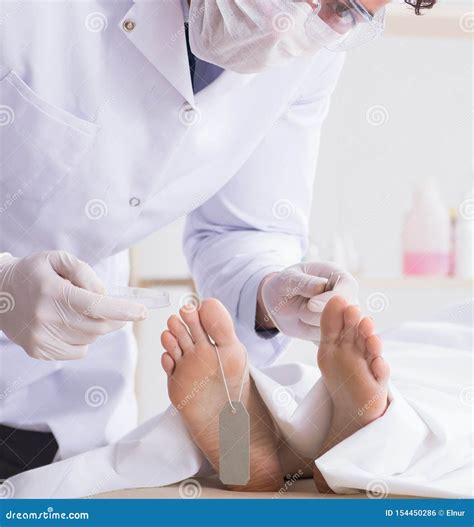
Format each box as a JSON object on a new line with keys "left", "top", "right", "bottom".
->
{"left": 258, "top": 261, "right": 359, "bottom": 341}
{"left": 0, "top": 251, "right": 147, "bottom": 360}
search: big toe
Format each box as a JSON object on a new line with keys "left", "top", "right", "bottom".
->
{"left": 320, "top": 296, "right": 348, "bottom": 343}
{"left": 199, "top": 298, "right": 238, "bottom": 347}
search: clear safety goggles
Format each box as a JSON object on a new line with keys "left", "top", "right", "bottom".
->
{"left": 303, "top": 0, "right": 386, "bottom": 51}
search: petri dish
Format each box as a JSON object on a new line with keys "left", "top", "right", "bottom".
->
{"left": 107, "top": 286, "right": 170, "bottom": 309}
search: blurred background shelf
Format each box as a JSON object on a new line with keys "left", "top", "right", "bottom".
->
{"left": 135, "top": 274, "right": 473, "bottom": 289}
{"left": 356, "top": 276, "right": 473, "bottom": 288}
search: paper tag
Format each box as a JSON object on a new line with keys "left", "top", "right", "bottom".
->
{"left": 219, "top": 401, "right": 250, "bottom": 486}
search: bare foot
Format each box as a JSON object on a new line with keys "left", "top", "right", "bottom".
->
{"left": 161, "top": 298, "right": 283, "bottom": 491}
{"left": 313, "top": 296, "right": 390, "bottom": 493}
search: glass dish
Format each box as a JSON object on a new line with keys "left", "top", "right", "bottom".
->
{"left": 107, "top": 286, "right": 170, "bottom": 309}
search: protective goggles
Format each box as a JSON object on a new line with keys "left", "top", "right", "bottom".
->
{"left": 303, "top": 0, "right": 386, "bottom": 51}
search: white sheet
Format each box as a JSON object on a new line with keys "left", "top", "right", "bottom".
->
{"left": 3, "top": 301, "right": 473, "bottom": 499}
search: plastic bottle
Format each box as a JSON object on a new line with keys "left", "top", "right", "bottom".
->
{"left": 402, "top": 182, "right": 451, "bottom": 276}
{"left": 455, "top": 189, "right": 474, "bottom": 279}
{"left": 448, "top": 208, "right": 457, "bottom": 276}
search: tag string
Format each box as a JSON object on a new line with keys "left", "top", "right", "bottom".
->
{"left": 212, "top": 339, "right": 248, "bottom": 413}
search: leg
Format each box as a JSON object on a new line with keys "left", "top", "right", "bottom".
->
{"left": 0, "top": 425, "right": 58, "bottom": 480}
{"left": 313, "top": 296, "right": 390, "bottom": 493}
{"left": 161, "top": 298, "right": 283, "bottom": 491}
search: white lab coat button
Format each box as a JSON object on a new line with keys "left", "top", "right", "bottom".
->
{"left": 122, "top": 19, "right": 136, "bottom": 32}
{"left": 129, "top": 197, "right": 140, "bottom": 207}
{"left": 179, "top": 102, "right": 201, "bottom": 127}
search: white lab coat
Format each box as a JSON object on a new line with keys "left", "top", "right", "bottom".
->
{"left": 0, "top": 1, "right": 344, "bottom": 459}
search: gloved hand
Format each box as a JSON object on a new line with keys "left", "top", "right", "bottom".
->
{"left": 0, "top": 251, "right": 147, "bottom": 360}
{"left": 258, "top": 261, "right": 359, "bottom": 341}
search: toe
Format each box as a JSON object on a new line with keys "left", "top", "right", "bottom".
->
{"left": 358, "top": 317, "right": 374, "bottom": 339}
{"left": 167, "top": 315, "right": 194, "bottom": 353}
{"left": 366, "top": 334, "right": 382, "bottom": 358}
{"left": 198, "top": 298, "right": 238, "bottom": 347}
{"left": 320, "top": 296, "right": 348, "bottom": 344}
{"left": 161, "top": 352, "right": 175, "bottom": 375}
{"left": 357, "top": 317, "right": 374, "bottom": 352}
{"left": 370, "top": 355, "right": 390, "bottom": 384}
{"left": 342, "top": 305, "right": 361, "bottom": 343}
{"left": 161, "top": 330, "right": 183, "bottom": 361}
{"left": 180, "top": 305, "right": 209, "bottom": 344}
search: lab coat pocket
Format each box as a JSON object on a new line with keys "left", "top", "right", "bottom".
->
{"left": 0, "top": 71, "right": 99, "bottom": 232}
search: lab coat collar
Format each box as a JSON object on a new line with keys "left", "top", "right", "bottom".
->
{"left": 120, "top": 0, "right": 195, "bottom": 105}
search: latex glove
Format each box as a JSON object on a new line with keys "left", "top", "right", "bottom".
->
{"left": 258, "top": 261, "right": 359, "bottom": 341}
{"left": 0, "top": 251, "right": 147, "bottom": 360}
